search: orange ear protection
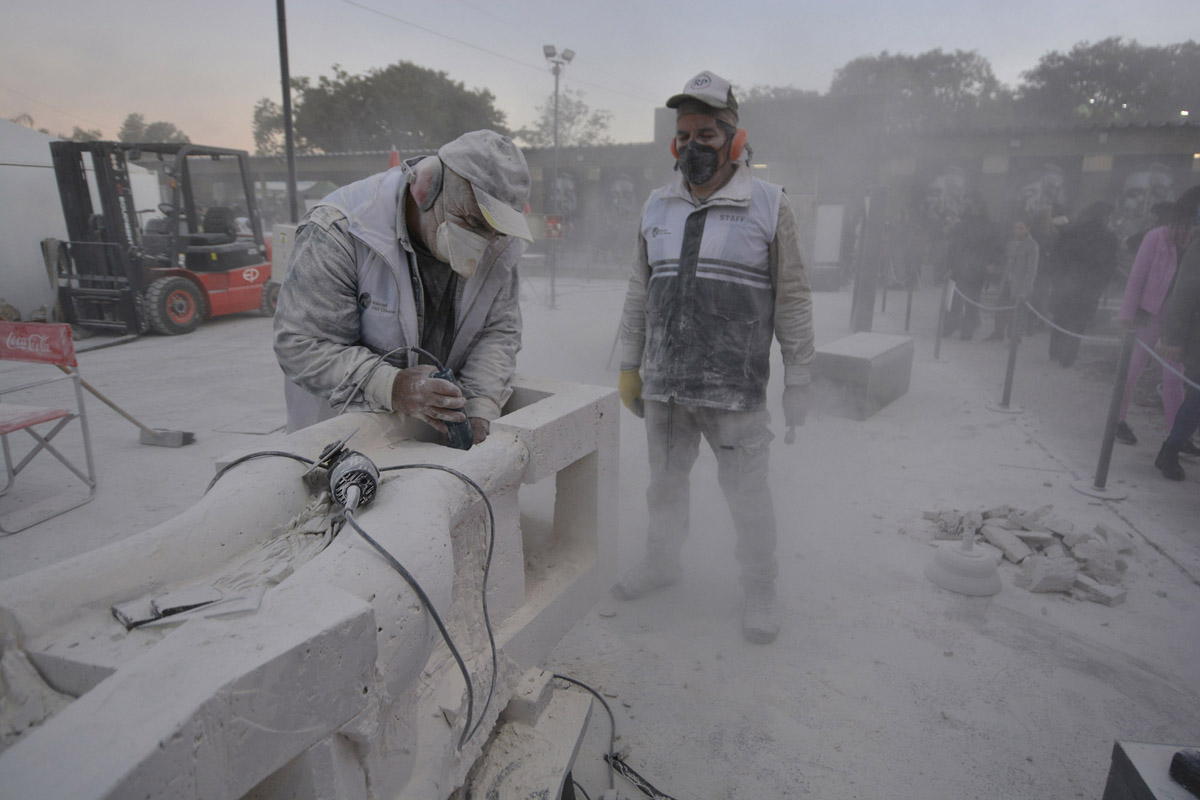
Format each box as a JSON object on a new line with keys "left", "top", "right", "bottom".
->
{"left": 728, "top": 127, "right": 747, "bottom": 161}
{"left": 670, "top": 126, "right": 748, "bottom": 162}
{"left": 405, "top": 157, "right": 444, "bottom": 212}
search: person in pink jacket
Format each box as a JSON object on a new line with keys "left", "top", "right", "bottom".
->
{"left": 1114, "top": 186, "right": 1200, "bottom": 447}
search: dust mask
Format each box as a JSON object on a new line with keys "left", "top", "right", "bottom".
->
{"left": 435, "top": 221, "right": 490, "bottom": 278}
{"left": 676, "top": 142, "right": 722, "bottom": 186}
{"left": 428, "top": 189, "right": 493, "bottom": 278}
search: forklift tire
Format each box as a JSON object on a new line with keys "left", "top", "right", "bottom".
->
{"left": 259, "top": 281, "right": 280, "bottom": 316}
{"left": 144, "top": 277, "right": 202, "bottom": 335}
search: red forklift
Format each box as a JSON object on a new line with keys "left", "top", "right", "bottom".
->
{"left": 48, "top": 141, "right": 278, "bottom": 336}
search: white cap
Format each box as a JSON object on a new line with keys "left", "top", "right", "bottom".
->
{"left": 438, "top": 130, "right": 533, "bottom": 242}
{"left": 666, "top": 71, "right": 739, "bottom": 121}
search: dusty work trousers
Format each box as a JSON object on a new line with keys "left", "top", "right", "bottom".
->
{"left": 642, "top": 399, "right": 778, "bottom": 587}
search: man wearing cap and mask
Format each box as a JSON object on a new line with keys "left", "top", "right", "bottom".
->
{"left": 274, "top": 129, "right": 531, "bottom": 444}
{"left": 614, "top": 71, "right": 815, "bottom": 644}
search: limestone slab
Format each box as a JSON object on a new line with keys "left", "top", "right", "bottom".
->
{"left": 811, "top": 333, "right": 914, "bottom": 420}
{"left": 1014, "top": 556, "right": 1079, "bottom": 593}
{"left": 982, "top": 525, "right": 1034, "bottom": 563}
{"left": 1074, "top": 574, "right": 1127, "bottom": 606}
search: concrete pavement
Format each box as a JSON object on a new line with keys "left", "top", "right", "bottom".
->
{"left": 1, "top": 274, "right": 1197, "bottom": 799}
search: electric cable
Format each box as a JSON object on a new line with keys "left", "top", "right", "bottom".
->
{"left": 553, "top": 673, "right": 616, "bottom": 791}
{"left": 603, "top": 754, "right": 679, "bottom": 800}
{"left": 205, "top": 450, "right": 315, "bottom": 495}
{"left": 334, "top": 345, "right": 448, "bottom": 417}
{"left": 572, "top": 779, "right": 593, "bottom": 800}
{"left": 342, "top": 500, "right": 478, "bottom": 750}
{"left": 199, "top": 446, "right": 490, "bottom": 748}
{"left": 195, "top": 438, "right": 496, "bottom": 753}
{"left": 338, "top": 0, "right": 657, "bottom": 103}
{"left": 382, "top": 463, "right": 498, "bottom": 743}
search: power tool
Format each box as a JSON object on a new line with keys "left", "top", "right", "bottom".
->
{"left": 433, "top": 366, "right": 473, "bottom": 451}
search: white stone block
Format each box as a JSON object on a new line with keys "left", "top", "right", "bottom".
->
{"left": 981, "top": 525, "right": 1034, "bottom": 563}
{"left": 501, "top": 669, "right": 554, "bottom": 726}
{"left": 1073, "top": 574, "right": 1127, "bottom": 606}
{"left": 1013, "top": 529, "right": 1058, "bottom": 550}
{"left": 1094, "top": 523, "right": 1137, "bottom": 555}
{"left": 1042, "top": 516, "right": 1075, "bottom": 536}
{"left": 1013, "top": 556, "right": 1079, "bottom": 593}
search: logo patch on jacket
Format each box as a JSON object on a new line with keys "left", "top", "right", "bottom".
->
{"left": 358, "top": 292, "right": 391, "bottom": 313}
{"left": 718, "top": 214, "right": 747, "bottom": 223}
{"left": 648, "top": 226, "right": 672, "bottom": 239}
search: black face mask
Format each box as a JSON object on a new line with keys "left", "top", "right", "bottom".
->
{"left": 676, "top": 142, "right": 721, "bottom": 186}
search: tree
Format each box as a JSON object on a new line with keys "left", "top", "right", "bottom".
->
{"left": 117, "top": 112, "right": 189, "bottom": 143}
{"left": 253, "top": 62, "right": 508, "bottom": 154}
{"left": 738, "top": 85, "right": 821, "bottom": 104}
{"left": 251, "top": 98, "right": 285, "bottom": 155}
{"left": 828, "top": 49, "right": 1012, "bottom": 131}
{"left": 515, "top": 87, "right": 612, "bottom": 148}
{"left": 1016, "top": 38, "right": 1200, "bottom": 126}
{"left": 67, "top": 126, "right": 103, "bottom": 141}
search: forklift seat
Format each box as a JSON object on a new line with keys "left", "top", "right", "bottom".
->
{"left": 186, "top": 206, "right": 238, "bottom": 247}
{"left": 141, "top": 216, "right": 173, "bottom": 258}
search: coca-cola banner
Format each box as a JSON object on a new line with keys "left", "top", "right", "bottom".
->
{"left": 0, "top": 322, "right": 76, "bottom": 368}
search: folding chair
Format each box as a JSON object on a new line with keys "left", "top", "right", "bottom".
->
{"left": 0, "top": 322, "right": 96, "bottom": 533}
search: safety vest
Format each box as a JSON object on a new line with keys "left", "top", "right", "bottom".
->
{"left": 640, "top": 174, "right": 783, "bottom": 410}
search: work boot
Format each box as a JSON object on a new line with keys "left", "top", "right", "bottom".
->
{"left": 1114, "top": 420, "right": 1137, "bottom": 445}
{"left": 1155, "top": 443, "right": 1185, "bottom": 481}
{"left": 611, "top": 560, "right": 681, "bottom": 601}
{"left": 1177, "top": 439, "right": 1200, "bottom": 458}
{"left": 741, "top": 583, "right": 780, "bottom": 645}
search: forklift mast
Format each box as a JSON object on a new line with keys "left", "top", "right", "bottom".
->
{"left": 51, "top": 141, "right": 148, "bottom": 333}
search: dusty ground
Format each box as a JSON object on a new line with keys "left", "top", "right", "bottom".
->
{"left": 1, "top": 273, "right": 1198, "bottom": 800}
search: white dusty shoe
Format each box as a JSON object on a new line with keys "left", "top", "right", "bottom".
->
{"left": 742, "top": 584, "right": 780, "bottom": 644}
{"left": 611, "top": 560, "right": 681, "bottom": 600}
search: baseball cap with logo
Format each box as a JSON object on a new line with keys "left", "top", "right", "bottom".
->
{"left": 666, "top": 70, "right": 739, "bottom": 123}
{"left": 438, "top": 130, "right": 533, "bottom": 242}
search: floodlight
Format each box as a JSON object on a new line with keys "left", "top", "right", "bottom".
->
{"left": 543, "top": 45, "right": 557, "bottom": 59}
{"left": 562, "top": 49, "right": 575, "bottom": 63}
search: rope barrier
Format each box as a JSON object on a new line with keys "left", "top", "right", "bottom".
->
{"left": 949, "top": 284, "right": 1017, "bottom": 312}
{"left": 1021, "top": 301, "right": 1124, "bottom": 344}
{"left": 1135, "top": 338, "right": 1200, "bottom": 393}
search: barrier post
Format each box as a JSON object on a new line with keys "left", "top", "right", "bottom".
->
{"left": 999, "top": 302, "right": 1024, "bottom": 408}
{"left": 1072, "top": 328, "right": 1136, "bottom": 500}
{"left": 934, "top": 279, "right": 949, "bottom": 360}
{"left": 905, "top": 285, "right": 914, "bottom": 332}
{"left": 880, "top": 282, "right": 888, "bottom": 313}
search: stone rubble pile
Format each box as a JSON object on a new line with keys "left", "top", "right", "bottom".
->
{"left": 922, "top": 504, "right": 1137, "bottom": 606}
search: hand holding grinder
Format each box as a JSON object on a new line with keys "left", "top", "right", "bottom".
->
{"left": 391, "top": 363, "right": 475, "bottom": 450}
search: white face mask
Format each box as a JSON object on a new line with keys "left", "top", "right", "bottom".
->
{"left": 435, "top": 220, "right": 491, "bottom": 277}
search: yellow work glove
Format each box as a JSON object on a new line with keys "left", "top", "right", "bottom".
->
{"left": 618, "top": 368, "right": 644, "bottom": 418}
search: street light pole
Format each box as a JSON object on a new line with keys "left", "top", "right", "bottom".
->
{"left": 275, "top": 0, "right": 299, "bottom": 224}
{"left": 543, "top": 45, "right": 574, "bottom": 309}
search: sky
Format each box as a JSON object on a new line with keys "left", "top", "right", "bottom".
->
{"left": 1, "top": 0, "right": 1196, "bottom": 153}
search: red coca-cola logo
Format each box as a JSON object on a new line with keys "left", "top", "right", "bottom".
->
{"left": 5, "top": 331, "right": 51, "bottom": 355}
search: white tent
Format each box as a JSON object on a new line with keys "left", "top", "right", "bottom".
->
{"left": 0, "top": 121, "right": 66, "bottom": 319}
